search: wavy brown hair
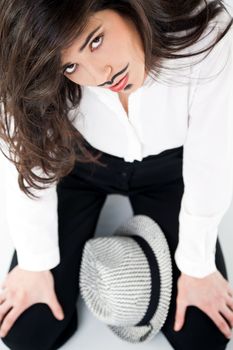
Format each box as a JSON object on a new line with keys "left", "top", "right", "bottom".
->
{"left": 0, "top": 0, "right": 232, "bottom": 198}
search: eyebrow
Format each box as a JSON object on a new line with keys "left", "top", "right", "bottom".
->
{"left": 62, "top": 25, "right": 102, "bottom": 71}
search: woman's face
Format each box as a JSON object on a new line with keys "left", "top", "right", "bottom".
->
{"left": 61, "top": 9, "right": 146, "bottom": 95}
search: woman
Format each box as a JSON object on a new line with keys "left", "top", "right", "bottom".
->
{"left": 0, "top": 0, "right": 233, "bottom": 349}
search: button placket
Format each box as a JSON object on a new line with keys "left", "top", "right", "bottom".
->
{"left": 124, "top": 91, "right": 144, "bottom": 161}
{"left": 117, "top": 161, "right": 136, "bottom": 191}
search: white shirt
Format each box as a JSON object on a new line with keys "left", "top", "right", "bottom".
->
{"left": 1, "top": 13, "right": 233, "bottom": 277}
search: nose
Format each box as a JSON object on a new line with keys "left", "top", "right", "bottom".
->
{"left": 85, "top": 64, "right": 112, "bottom": 86}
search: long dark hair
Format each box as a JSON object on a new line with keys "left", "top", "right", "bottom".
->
{"left": 0, "top": 0, "right": 232, "bottom": 198}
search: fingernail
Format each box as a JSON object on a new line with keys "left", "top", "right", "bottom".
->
{"left": 58, "top": 313, "right": 64, "bottom": 320}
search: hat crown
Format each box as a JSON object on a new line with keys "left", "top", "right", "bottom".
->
{"left": 79, "top": 215, "right": 173, "bottom": 343}
{"left": 80, "top": 236, "right": 151, "bottom": 326}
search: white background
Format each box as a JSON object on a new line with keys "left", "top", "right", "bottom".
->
{"left": 1, "top": 2, "right": 233, "bottom": 349}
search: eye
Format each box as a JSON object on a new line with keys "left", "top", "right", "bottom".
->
{"left": 63, "top": 34, "right": 104, "bottom": 75}
{"left": 65, "top": 64, "right": 77, "bottom": 74}
{"left": 90, "top": 34, "right": 104, "bottom": 51}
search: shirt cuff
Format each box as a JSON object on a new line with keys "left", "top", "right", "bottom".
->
{"left": 174, "top": 199, "right": 224, "bottom": 278}
{"left": 174, "top": 248, "right": 217, "bottom": 278}
{"left": 16, "top": 246, "right": 60, "bottom": 271}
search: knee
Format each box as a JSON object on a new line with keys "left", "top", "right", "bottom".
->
{"left": 162, "top": 305, "right": 231, "bottom": 350}
{"left": 185, "top": 306, "right": 231, "bottom": 350}
{"left": 1, "top": 303, "right": 65, "bottom": 350}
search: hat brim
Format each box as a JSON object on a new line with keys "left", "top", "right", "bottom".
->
{"left": 107, "top": 214, "right": 173, "bottom": 343}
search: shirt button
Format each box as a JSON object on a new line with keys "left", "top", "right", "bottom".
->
{"left": 121, "top": 172, "right": 127, "bottom": 177}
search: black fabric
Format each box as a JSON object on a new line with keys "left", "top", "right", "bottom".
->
{"left": 1, "top": 144, "right": 230, "bottom": 350}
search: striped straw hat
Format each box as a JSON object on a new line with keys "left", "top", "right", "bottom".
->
{"left": 79, "top": 215, "right": 173, "bottom": 343}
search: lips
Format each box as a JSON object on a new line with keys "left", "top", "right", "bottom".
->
{"left": 108, "top": 73, "right": 129, "bottom": 92}
{"left": 111, "top": 73, "right": 127, "bottom": 87}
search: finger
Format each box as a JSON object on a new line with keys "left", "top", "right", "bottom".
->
{"left": 0, "top": 292, "right": 6, "bottom": 304}
{"left": 0, "top": 306, "right": 23, "bottom": 338}
{"left": 174, "top": 300, "right": 187, "bottom": 331}
{"left": 226, "top": 295, "right": 233, "bottom": 312}
{"left": 0, "top": 301, "right": 13, "bottom": 325}
{"left": 47, "top": 292, "right": 64, "bottom": 321}
{"left": 220, "top": 305, "right": 233, "bottom": 328}
{"left": 208, "top": 310, "right": 232, "bottom": 339}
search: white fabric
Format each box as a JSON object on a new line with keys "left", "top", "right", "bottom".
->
{"left": 1, "top": 13, "right": 233, "bottom": 277}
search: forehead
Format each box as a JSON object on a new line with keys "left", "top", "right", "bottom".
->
{"left": 62, "top": 11, "right": 116, "bottom": 50}
{"left": 61, "top": 9, "right": 127, "bottom": 61}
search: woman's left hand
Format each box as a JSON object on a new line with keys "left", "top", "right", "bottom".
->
{"left": 174, "top": 270, "right": 233, "bottom": 339}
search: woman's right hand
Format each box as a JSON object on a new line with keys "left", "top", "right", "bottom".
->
{"left": 0, "top": 265, "right": 65, "bottom": 338}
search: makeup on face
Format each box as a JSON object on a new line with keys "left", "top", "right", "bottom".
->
{"left": 99, "top": 63, "right": 133, "bottom": 92}
{"left": 107, "top": 73, "right": 129, "bottom": 92}
{"left": 61, "top": 10, "right": 145, "bottom": 94}
{"left": 98, "top": 63, "right": 129, "bottom": 87}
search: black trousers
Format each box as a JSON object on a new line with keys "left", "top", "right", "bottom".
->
{"left": 2, "top": 144, "right": 231, "bottom": 350}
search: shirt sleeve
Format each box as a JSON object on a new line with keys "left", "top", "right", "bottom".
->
{"left": 0, "top": 142, "right": 60, "bottom": 272}
{"left": 174, "top": 24, "right": 233, "bottom": 278}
